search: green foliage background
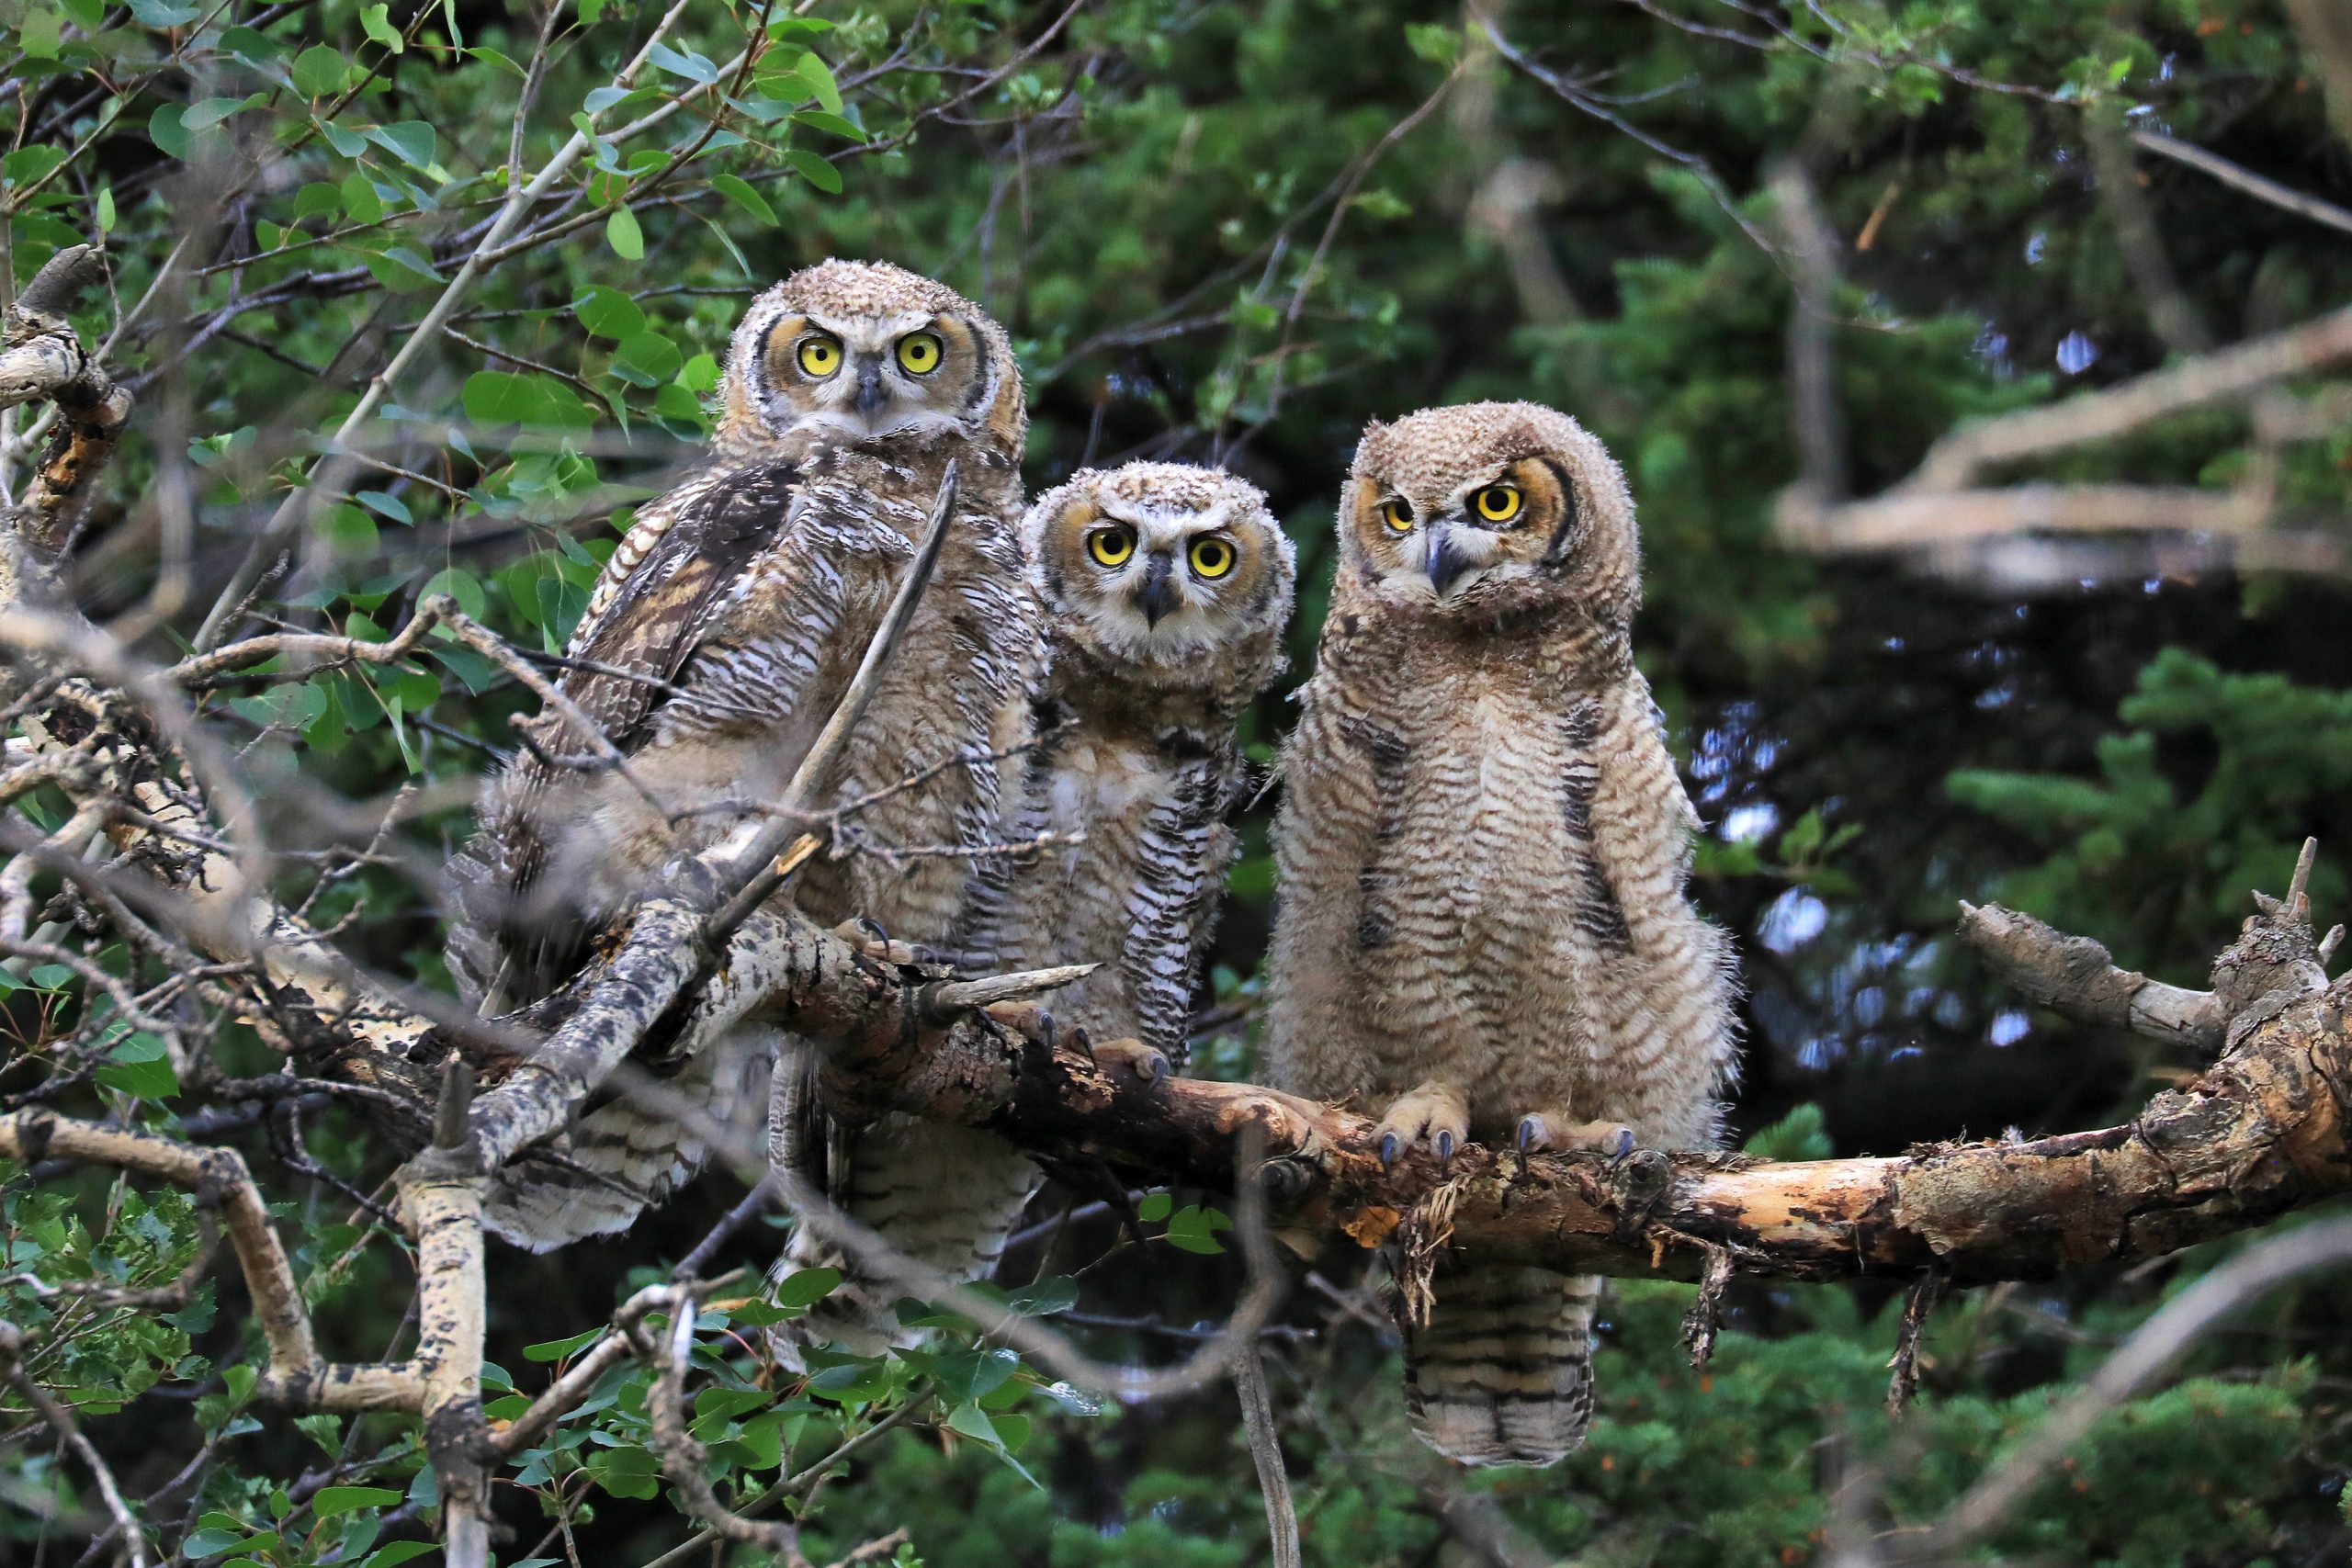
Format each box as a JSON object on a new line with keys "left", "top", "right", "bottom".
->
{"left": 1, "top": 0, "right": 2350, "bottom": 1562}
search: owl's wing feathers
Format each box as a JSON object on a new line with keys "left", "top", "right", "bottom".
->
{"left": 446, "top": 459, "right": 810, "bottom": 1014}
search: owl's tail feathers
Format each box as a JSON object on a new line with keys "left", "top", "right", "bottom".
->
{"left": 1404, "top": 1265, "right": 1598, "bottom": 1468}
{"left": 768, "top": 1114, "right": 1044, "bottom": 1371}
{"left": 479, "top": 1027, "right": 778, "bottom": 1252}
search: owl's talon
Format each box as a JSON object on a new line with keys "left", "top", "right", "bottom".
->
{"left": 1090, "top": 1038, "right": 1170, "bottom": 1086}
{"left": 1435, "top": 1129, "right": 1454, "bottom": 1169}
{"left": 1036, "top": 1012, "right": 1056, "bottom": 1055}
{"left": 1610, "top": 1128, "right": 1636, "bottom": 1166}
{"left": 1516, "top": 1116, "right": 1541, "bottom": 1155}
{"left": 1379, "top": 1133, "right": 1400, "bottom": 1169}
{"left": 1070, "top": 1024, "right": 1095, "bottom": 1062}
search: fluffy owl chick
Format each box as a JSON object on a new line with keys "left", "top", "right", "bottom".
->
{"left": 959, "top": 463, "right": 1295, "bottom": 1076}
{"left": 443, "top": 259, "right": 1038, "bottom": 1254}
{"left": 1264, "top": 401, "right": 1737, "bottom": 1467}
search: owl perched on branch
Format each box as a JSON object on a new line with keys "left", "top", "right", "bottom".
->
{"left": 1264, "top": 401, "right": 1738, "bottom": 1467}
{"left": 443, "top": 260, "right": 1041, "bottom": 1262}
{"left": 958, "top": 463, "right": 1296, "bottom": 1073}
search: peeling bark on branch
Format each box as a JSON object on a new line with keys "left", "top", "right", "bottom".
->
{"left": 776, "top": 886, "right": 2351, "bottom": 1292}
{"left": 1, "top": 245, "right": 133, "bottom": 555}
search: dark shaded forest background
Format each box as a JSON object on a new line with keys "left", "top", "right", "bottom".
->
{"left": 3, "top": 0, "right": 2350, "bottom": 1563}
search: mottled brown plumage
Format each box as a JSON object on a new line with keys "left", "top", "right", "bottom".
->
{"left": 959, "top": 464, "right": 1295, "bottom": 1068}
{"left": 1265, "top": 401, "right": 1738, "bottom": 1466}
{"left": 442, "top": 262, "right": 1041, "bottom": 1272}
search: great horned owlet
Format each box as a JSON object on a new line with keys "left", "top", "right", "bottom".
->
{"left": 443, "top": 262, "right": 1042, "bottom": 1278}
{"left": 959, "top": 464, "right": 1296, "bottom": 1079}
{"left": 1264, "top": 401, "right": 1738, "bottom": 1467}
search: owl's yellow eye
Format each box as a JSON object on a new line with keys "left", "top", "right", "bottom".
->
{"left": 1188, "top": 537, "right": 1235, "bottom": 579}
{"left": 796, "top": 336, "right": 842, "bottom": 378}
{"left": 1380, "top": 498, "right": 1414, "bottom": 533}
{"left": 896, "top": 332, "right": 943, "bottom": 375}
{"left": 1474, "top": 483, "right": 1523, "bottom": 523}
{"left": 1086, "top": 527, "right": 1135, "bottom": 568}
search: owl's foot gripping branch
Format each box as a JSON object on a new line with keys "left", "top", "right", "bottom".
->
{"left": 808, "top": 843, "right": 2352, "bottom": 1325}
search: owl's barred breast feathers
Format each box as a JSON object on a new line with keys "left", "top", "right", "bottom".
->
{"left": 1267, "top": 401, "right": 1739, "bottom": 1466}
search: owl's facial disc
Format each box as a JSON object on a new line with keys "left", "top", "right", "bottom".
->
{"left": 1355, "top": 460, "right": 1565, "bottom": 606}
{"left": 1073, "top": 504, "right": 1256, "bottom": 659}
{"left": 762, "top": 309, "right": 982, "bottom": 440}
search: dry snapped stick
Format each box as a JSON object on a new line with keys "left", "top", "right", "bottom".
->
{"left": 1956, "top": 901, "right": 2222, "bottom": 1051}
{"left": 707, "top": 459, "right": 961, "bottom": 942}
{"left": 1234, "top": 1347, "right": 1301, "bottom": 1568}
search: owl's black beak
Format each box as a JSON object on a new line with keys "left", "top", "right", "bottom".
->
{"left": 1424, "top": 520, "right": 1471, "bottom": 596}
{"left": 854, "top": 360, "right": 888, "bottom": 416}
{"left": 1137, "top": 552, "right": 1178, "bottom": 627}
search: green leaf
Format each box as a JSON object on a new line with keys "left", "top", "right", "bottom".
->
{"left": 614, "top": 331, "right": 683, "bottom": 383}
{"left": 368, "top": 120, "right": 437, "bottom": 172}
{"left": 182, "top": 96, "right": 248, "bottom": 131}
{"left": 291, "top": 42, "right": 345, "bottom": 96}
{"left": 95, "top": 184, "right": 114, "bottom": 232}
{"left": 340, "top": 172, "right": 384, "bottom": 224}
{"left": 2, "top": 146, "right": 69, "bottom": 187}
{"left": 361, "top": 246, "right": 443, "bottom": 291}
{"left": 679, "top": 351, "right": 720, "bottom": 392}
{"left": 773, "top": 1267, "right": 842, "bottom": 1308}
{"left": 463, "top": 371, "right": 590, "bottom": 431}
{"left": 183, "top": 1529, "right": 247, "bottom": 1558}
{"left": 319, "top": 118, "right": 370, "bottom": 158}
{"left": 645, "top": 40, "right": 719, "bottom": 85}
{"left": 522, "top": 1325, "right": 605, "bottom": 1362}
{"left": 317, "top": 504, "right": 379, "bottom": 560}
{"left": 1136, "top": 1191, "right": 1172, "bottom": 1223}
{"left": 98, "top": 1034, "right": 178, "bottom": 1100}
{"left": 1164, "top": 1203, "right": 1231, "bottom": 1255}
{"left": 355, "top": 489, "right": 413, "bottom": 525}
{"left": 418, "top": 568, "right": 485, "bottom": 620}
{"left": 583, "top": 1445, "right": 661, "bottom": 1499}
{"left": 709, "top": 173, "right": 777, "bottom": 226}
{"left": 572, "top": 284, "right": 645, "bottom": 339}
{"left": 18, "top": 9, "right": 63, "bottom": 60}
{"left": 1405, "top": 22, "right": 1461, "bottom": 65}
{"left": 935, "top": 1347, "right": 1019, "bottom": 1402}
{"left": 360, "top": 3, "right": 403, "bottom": 51}
{"left": 788, "top": 109, "right": 865, "bottom": 142}
{"left": 945, "top": 1403, "right": 1001, "bottom": 1445}
{"left": 125, "top": 0, "right": 198, "bottom": 21}
{"left": 583, "top": 84, "right": 655, "bottom": 114}
{"left": 293, "top": 181, "right": 343, "bottom": 220}
{"left": 314, "top": 1486, "right": 403, "bottom": 1518}
{"left": 792, "top": 52, "right": 843, "bottom": 112}
{"left": 362, "top": 1545, "right": 437, "bottom": 1568}
{"left": 806, "top": 1359, "right": 889, "bottom": 1403}
{"left": 605, "top": 207, "right": 645, "bottom": 259}
{"left": 362, "top": 1546, "right": 437, "bottom": 1568}
{"left": 784, "top": 149, "right": 842, "bottom": 195}
{"left": 147, "top": 104, "right": 191, "bottom": 159}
